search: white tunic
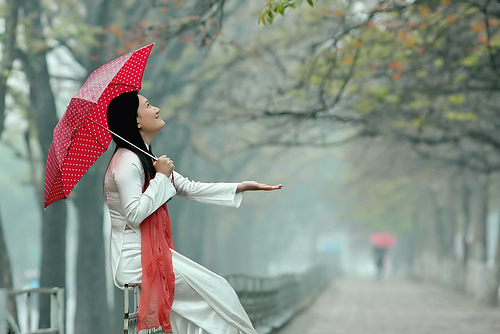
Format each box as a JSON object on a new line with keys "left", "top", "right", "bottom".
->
{"left": 104, "top": 148, "right": 243, "bottom": 288}
{"left": 104, "top": 148, "right": 256, "bottom": 334}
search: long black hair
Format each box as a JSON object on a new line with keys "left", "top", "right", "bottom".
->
{"left": 107, "top": 91, "right": 156, "bottom": 189}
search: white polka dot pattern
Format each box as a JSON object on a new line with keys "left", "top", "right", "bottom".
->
{"left": 44, "top": 44, "right": 154, "bottom": 208}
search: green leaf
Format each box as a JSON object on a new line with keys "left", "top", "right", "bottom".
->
{"left": 448, "top": 94, "right": 465, "bottom": 105}
{"left": 433, "top": 58, "right": 444, "bottom": 68}
{"left": 365, "top": 86, "right": 388, "bottom": 100}
{"left": 416, "top": 70, "right": 428, "bottom": 78}
{"left": 385, "top": 94, "right": 400, "bottom": 104}
{"left": 462, "top": 54, "right": 479, "bottom": 67}
{"left": 445, "top": 112, "right": 477, "bottom": 121}
{"left": 354, "top": 98, "right": 375, "bottom": 113}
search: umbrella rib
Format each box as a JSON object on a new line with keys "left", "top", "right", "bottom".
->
{"left": 108, "top": 83, "right": 141, "bottom": 89}
{"left": 88, "top": 118, "right": 158, "bottom": 161}
{"left": 83, "top": 123, "right": 109, "bottom": 151}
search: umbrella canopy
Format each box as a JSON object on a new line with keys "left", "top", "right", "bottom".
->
{"left": 370, "top": 232, "right": 397, "bottom": 248}
{"left": 44, "top": 44, "right": 154, "bottom": 208}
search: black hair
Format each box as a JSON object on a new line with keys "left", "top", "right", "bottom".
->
{"left": 107, "top": 91, "right": 156, "bottom": 189}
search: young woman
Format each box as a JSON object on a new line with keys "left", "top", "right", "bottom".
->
{"left": 104, "top": 91, "right": 282, "bottom": 334}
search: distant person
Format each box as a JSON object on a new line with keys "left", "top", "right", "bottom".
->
{"left": 373, "top": 246, "right": 387, "bottom": 279}
{"left": 105, "top": 91, "right": 282, "bottom": 333}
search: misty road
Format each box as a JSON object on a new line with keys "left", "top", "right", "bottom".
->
{"left": 274, "top": 277, "right": 500, "bottom": 334}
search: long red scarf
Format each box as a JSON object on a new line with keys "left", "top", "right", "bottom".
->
{"left": 137, "top": 201, "right": 176, "bottom": 333}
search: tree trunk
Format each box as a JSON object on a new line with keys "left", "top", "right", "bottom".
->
{"left": 0, "top": 0, "right": 20, "bottom": 325}
{"left": 74, "top": 161, "right": 109, "bottom": 334}
{"left": 472, "top": 173, "right": 489, "bottom": 263}
{"left": 482, "top": 210, "right": 500, "bottom": 306}
{"left": 461, "top": 174, "right": 472, "bottom": 266}
{"left": 0, "top": 0, "right": 19, "bottom": 133}
{"left": 112, "top": 286, "right": 125, "bottom": 334}
{"left": 20, "top": 0, "right": 67, "bottom": 328}
{"left": 445, "top": 196, "right": 457, "bottom": 260}
{"left": 492, "top": 214, "right": 500, "bottom": 306}
{"left": 39, "top": 202, "right": 67, "bottom": 329}
{"left": 73, "top": 0, "right": 116, "bottom": 331}
{"left": 434, "top": 203, "right": 447, "bottom": 259}
{"left": 465, "top": 172, "right": 493, "bottom": 304}
{"left": 0, "top": 207, "right": 17, "bottom": 324}
{"left": 429, "top": 189, "right": 447, "bottom": 262}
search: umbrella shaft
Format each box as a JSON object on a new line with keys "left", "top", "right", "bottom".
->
{"left": 89, "top": 119, "right": 158, "bottom": 161}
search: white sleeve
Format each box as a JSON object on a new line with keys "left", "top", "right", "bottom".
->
{"left": 171, "top": 171, "right": 243, "bottom": 208}
{"left": 113, "top": 156, "right": 177, "bottom": 227}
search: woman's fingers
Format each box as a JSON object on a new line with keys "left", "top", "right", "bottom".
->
{"left": 258, "top": 183, "right": 283, "bottom": 190}
{"left": 153, "top": 155, "right": 175, "bottom": 177}
{"left": 237, "top": 181, "right": 283, "bottom": 192}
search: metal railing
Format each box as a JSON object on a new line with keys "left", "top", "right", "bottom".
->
{"left": 0, "top": 287, "right": 64, "bottom": 334}
{"left": 122, "top": 265, "right": 331, "bottom": 334}
{"left": 225, "top": 265, "right": 331, "bottom": 334}
{"left": 123, "top": 284, "right": 163, "bottom": 334}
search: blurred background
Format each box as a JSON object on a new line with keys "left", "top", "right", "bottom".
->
{"left": 1, "top": 0, "right": 500, "bottom": 333}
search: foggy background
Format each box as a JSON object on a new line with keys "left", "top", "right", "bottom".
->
{"left": 1, "top": 0, "right": 500, "bottom": 333}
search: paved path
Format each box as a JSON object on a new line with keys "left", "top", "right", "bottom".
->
{"left": 274, "top": 277, "right": 500, "bottom": 334}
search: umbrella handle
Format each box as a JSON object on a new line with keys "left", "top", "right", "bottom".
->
{"left": 89, "top": 119, "right": 158, "bottom": 161}
{"left": 90, "top": 119, "right": 175, "bottom": 188}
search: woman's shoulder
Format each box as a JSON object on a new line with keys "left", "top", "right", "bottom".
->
{"left": 109, "top": 148, "right": 142, "bottom": 171}
{"left": 114, "top": 148, "right": 141, "bottom": 160}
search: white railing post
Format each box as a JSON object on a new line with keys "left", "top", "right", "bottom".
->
{"left": 124, "top": 284, "right": 130, "bottom": 334}
{"left": 0, "top": 289, "right": 6, "bottom": 334}
{"left": 1, "top": 287, "right": 65, "bottom": 334}
{"left": 134, "top": 285, "right": 139, "bottom": 312}
{"left": 26, "top": 291, "right": 32, "bottom": 332}
{"left": 50, "top": 288, "right": 65, "bottom": 333}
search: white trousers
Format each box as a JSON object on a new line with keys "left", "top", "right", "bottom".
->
{"left": 116, "top": 230, "right": 257, "bottom": 334}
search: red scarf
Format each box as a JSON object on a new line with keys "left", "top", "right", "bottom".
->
{"left": 137, "top": 201, "right": 176, "bottom": 333}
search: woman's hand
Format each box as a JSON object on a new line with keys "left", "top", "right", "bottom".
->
{"left": 153, "top": 155, "right": 175, "bottom": 177}
{"left": 236, "top": 181, "right": 283, "bottom": 193}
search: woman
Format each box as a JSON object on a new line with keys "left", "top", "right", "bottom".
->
{"left": 104, "top": 91, "right": 282, "bottom": 334}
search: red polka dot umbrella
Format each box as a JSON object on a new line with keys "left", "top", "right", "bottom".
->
{"left": 44, "top": 44, "right": 154, "bottom": 208}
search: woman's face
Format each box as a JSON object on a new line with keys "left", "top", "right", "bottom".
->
{"left": 136, "top": 94, "right": 164, "bottom": 143}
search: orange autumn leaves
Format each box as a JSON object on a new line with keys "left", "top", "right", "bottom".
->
{"left": 389, "top": 61, "right": 407, "bottom": 80}
{"left": 357, "top": 2, "right": 500, "bottom": 81}
{"left": 470, "top": 19, "right": 500, "bottom": 45}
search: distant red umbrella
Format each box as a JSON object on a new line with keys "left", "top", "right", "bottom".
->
{"left": 370, "top": 232, "right": 397, "bottom": 248}
{"left": 44, "top": 44, "right": 155, "bottom": 208}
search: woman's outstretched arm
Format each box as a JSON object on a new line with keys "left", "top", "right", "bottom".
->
{"left": 236, "top": 181, "right": 283, "bottom": 193}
